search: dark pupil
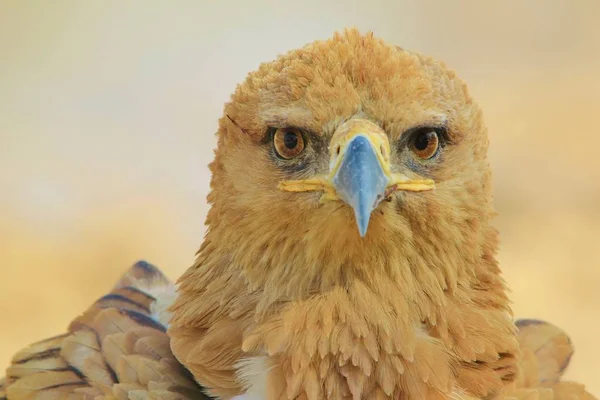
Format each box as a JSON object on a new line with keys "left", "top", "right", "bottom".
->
{"left": 283, "top": 132, "right": 298, "bottom": 149}
{"left": 414, "top": 131, "right": 433, "bottom": 151}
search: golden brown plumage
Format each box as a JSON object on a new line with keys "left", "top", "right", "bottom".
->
{"left": 0, "top": 261, "right": 208, "bottom": 400}
{"left": 0, "top": 262, "right": 593, "bottom": 399}
{"left": 502, "top": 320, "right": 595, "bottom": 400}
{"left": 169, "top": 28, "right": 517, "bottom": 399}
{"left": 2, "top": 29, "right": 596, "bottom": 399}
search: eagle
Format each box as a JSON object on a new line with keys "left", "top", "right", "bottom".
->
{"left": 1, "top": 29, "right": 594, "bottom": 400}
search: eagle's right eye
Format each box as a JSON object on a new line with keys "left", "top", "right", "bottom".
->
{"left": 273, "top": 128, "right": 306, "bottom": 159}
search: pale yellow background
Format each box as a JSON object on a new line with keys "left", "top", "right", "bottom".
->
{"left": 1, "top": 0, "right": 599, "bottom": 395}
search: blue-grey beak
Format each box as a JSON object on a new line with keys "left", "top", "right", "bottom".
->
{"left": 332, "top": 135, "right": 389, "bottom": 237}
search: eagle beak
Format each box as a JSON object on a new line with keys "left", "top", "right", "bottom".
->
{"left": 331, "top": 133, "right": 388, "bottom": 237}
{"left": 278, "top": 119, "right": 435, "bottom": 237}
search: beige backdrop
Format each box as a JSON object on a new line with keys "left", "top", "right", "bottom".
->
{"left": 1, "top": 0, "right": 599, "bottom": 395}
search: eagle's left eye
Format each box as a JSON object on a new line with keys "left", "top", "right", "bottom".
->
{"left": 273, "top": 128, "right": 305, "bottom": 159}
{"left": 409, "top": 128, "right": 440, "bottom": 159}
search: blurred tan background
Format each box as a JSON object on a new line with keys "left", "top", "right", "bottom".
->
{"left": 1, "top": 0, "right": 599, "bottom": 395}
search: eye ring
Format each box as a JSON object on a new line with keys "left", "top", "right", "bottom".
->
{"left": 273, "top": 127, "right": 305, "bottom": 159}
{"left": 409, "top": 128, "right": 440, "bottom": 159}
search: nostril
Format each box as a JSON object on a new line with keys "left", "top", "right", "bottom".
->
{"left": 336, "top": 146, "right": 341, "bottom": 156}
{"left": 380, "top": 145, "right": 384, "bottom": 156}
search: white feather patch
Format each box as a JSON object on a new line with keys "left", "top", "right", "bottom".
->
{"left": 234, "top": 356, "right": 272, "bottom": 399}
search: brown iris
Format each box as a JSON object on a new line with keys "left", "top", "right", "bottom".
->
{"left": 410, "top": 129, "right": 439, "bottom": 159}
{"left": 273, "top": 128, "right": 305, "bottom": 159}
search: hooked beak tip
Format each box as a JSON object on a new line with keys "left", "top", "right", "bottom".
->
{"left": 355, "top": 205, "right": 371, "bottom": 238}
